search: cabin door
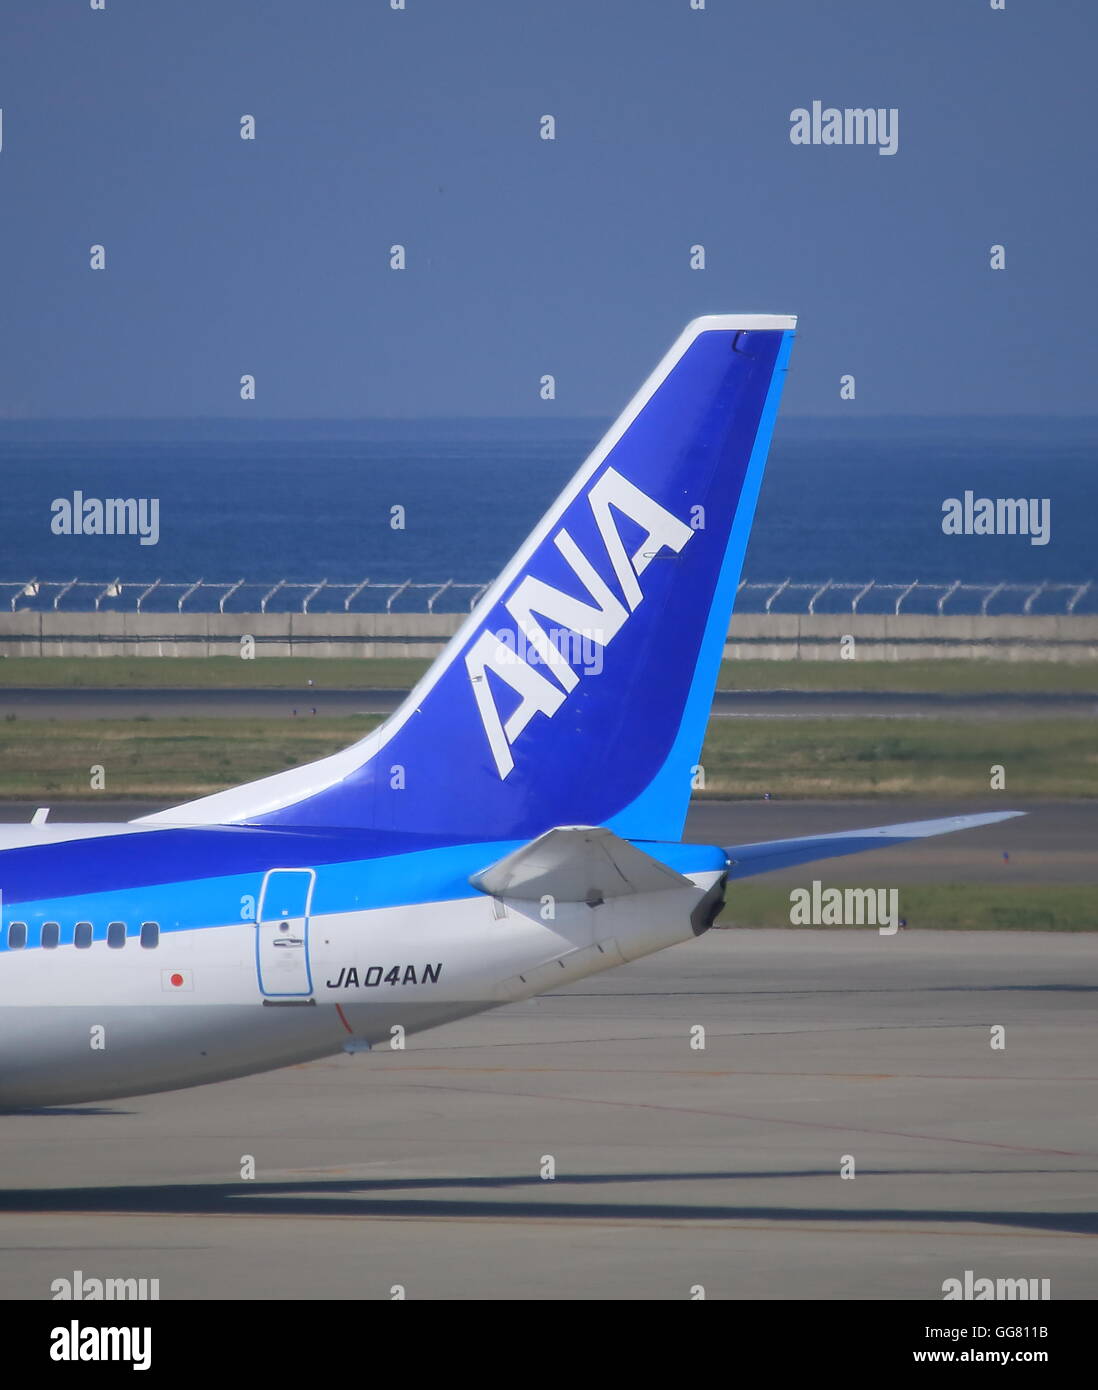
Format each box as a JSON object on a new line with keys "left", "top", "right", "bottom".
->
{"left": 256, "top": 868, "right": 315, "bottom": 999}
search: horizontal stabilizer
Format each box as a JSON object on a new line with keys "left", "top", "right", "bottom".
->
{"left": 0, "top": 823, "right": 152, "bottom": 853}
{"left": 726, "top": 810, "right": 1025, "bottom": 881}
{"left": 470, "top": 826, "right": 692, "bottom": 904}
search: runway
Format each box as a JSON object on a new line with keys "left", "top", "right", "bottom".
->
{"left": 686, "top": 798, "right": 1098, "bottom": 884}
{"left": 1, "top": 798, "right": 1093, "bottom": 884}
{"left": 1, "top": 686, "right": 1094, "bottom": 720}
{"left": 1, "top": 929, "right": 1094, "bottom": 1300}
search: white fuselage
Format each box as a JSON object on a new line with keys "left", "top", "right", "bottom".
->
{"left": 0, "top": 872, "right": 719, "bottom": 1108}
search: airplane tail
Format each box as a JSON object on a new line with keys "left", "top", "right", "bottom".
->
{"left": 141, "top": 314, "right": 796, "bottom": 840}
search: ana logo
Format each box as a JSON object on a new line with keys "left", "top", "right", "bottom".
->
{"left": 466, "top": 467, "right": 694, "bottom": 777}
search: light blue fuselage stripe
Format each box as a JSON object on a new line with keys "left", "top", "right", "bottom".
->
{"left": 607, "top": 329, "right": 795, "bottom": 840}
{"left": 0, "top": 839, "right": 728, "bottom": 950}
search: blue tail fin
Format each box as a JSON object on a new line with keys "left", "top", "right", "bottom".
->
{"left": 144, "top": 315, "right": 796, "bottom": 839}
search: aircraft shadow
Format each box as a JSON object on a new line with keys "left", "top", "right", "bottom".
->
{"left": 0, "top": 1170, "right": 1094, "bottom": 1235}
{"left": 0, "top": 1107, "right": 135, "bottom": 1117}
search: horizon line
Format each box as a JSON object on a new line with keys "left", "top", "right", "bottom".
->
{"left": 1, "top": 411, "right": 1097, "bottom": 424}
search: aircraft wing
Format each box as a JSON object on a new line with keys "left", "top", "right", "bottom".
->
{"left": 724, "top": 810, "right": 1025, "bottom": 881}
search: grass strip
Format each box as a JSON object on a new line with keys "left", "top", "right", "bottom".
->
{"left": 719, "top": 882, "right": 1097, "bottom": 931}
{"left": 0, "top": 656, "right": 1094, "bottom": 694}
{"left": 0, "top": 715, "right": 1093, "bottom": 800}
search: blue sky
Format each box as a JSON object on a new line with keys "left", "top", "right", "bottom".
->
{"left": 1, "top": 0, "right": 1095, "bottom": 417}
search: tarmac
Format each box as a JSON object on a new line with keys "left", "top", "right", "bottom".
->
{"left": 0, "top": 929, "right": 1094, "bottom": 1300}
{"left": 0, "top": 796, "right": 1094, "bottom": 1300}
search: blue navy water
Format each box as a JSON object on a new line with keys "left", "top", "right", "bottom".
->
{"left": 0, "top": 416, "right": 1094, "bottom": 613}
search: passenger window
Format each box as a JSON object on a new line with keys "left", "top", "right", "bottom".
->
{"left": 74, "top": 921, "right": 94, "bottom": 949}
{"left": 7, "top": 922, "right": 27, "bottom": 950}
{"left": 107, "top": 921, "right": 127, "bottom": 949}
{"left": 140, "top": 922, "right": 160, "bottom": 949}
{"left": 41, "top": 922, "right": 60, "bottom": 949}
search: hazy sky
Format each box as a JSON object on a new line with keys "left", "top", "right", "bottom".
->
{"left": 1, "top": 1, "right": 1095, "bottom": 418}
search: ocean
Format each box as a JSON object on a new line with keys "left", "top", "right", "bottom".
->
{"left": 0, "top": 416, "right": 1094, "bottom": 615}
